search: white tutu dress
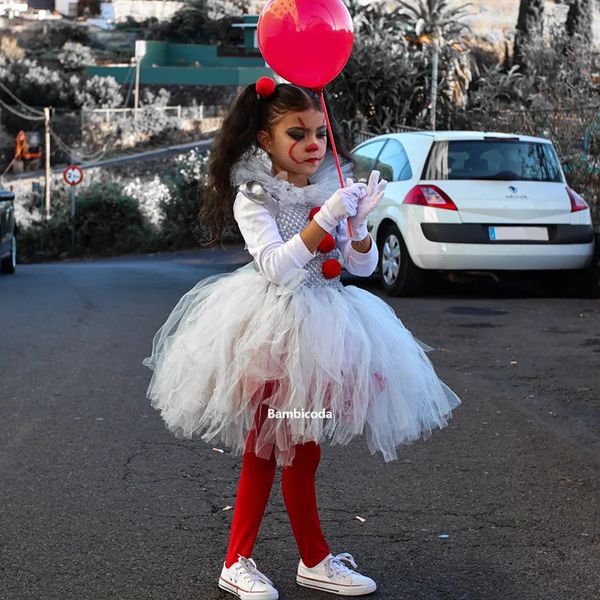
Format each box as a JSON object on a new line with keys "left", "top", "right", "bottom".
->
{"left": 142, "top": 148, "right": 462, "bottom": 467}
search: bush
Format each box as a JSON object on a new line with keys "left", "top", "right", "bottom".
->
{"left": 75, "top": 182, "right": 156, "bottom": 256}
{"left": 0, "top": 54, "right": 68, "bottom": 107}
{"left": 47, "top": 22, "right": 90, "bottom": 48}
{"left": 75, "top": 74, "right": 124, "bottom": 109}
{"left": 158, "top": 150, "right": 211, "bottom": 249}
{"left": 157, "top": 148, "right": 240, "bottom": 250}
{"left": 15, "top": 150, "right": 241, "bottom": 263}
{"left": 17, "top": 181, "right": 160, "bottom": 261}
{"left": 81, "top": 87, "right": 179, "bottom": 152}
{"left": 58, "top": 42, "right": 96, "bottom": 71}
{"left": 17, "top": 188, "right": 73, "bottom": 262}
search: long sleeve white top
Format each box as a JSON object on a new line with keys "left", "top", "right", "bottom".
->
{"left": 233, "top": 189, "right": 379, "bottom": 286}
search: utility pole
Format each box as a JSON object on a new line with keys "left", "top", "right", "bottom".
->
{"left": 430, "top": 33, "right": 440, "bottom": 132}
{"left": 133, "top": 40, "right": 147, "bottom": 122}
{"left": 44, "top": 106, "right": 51, "bottom": 219}
{"left": 133, "top": 56, "right": 140, "bottom": 121}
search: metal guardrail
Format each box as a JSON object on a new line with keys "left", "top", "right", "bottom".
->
{"left": 81, "top": 104, "right": 226, "bottom": 122}
{"left": 2, "top": 139, "right": 215, "bottom": 182}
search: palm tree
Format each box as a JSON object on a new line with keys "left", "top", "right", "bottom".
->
{"left": 395, "top": 0, "right": 472, "bottom": 130}
{"left": 513, "top": 0, "right": 545, "bottom": 71}
{"left": 566, "top": 0, "right": 593, "bottom": 43}
{"left": 395, "top": 0, "right": 472, "bottom": 40}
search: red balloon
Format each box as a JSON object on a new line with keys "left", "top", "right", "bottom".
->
{"left": 257, "top": 0, "right": 354, "bottom": 91}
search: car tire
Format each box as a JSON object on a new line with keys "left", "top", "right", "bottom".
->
{"left": 570, "top": 229, "right": 600, "bottom": 298}
{"left": 555, "top": 230, "right": 600, "bottom": 298}
{"left": 0, "top": 235, "right": 16, "bottom": 275}
{"left": 378, "top": 223, "right": 426, "bottom": 296}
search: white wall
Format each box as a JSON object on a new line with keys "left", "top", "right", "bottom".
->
{"left": 100, "top": 1, "right": 184, "bottom": 23}
{"left": 55, "top": 0, "right": 78, "bottom": 17}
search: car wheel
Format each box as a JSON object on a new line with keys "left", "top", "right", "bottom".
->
{"left": 552, "top": 230, "right": 600, "bottom": 298}
{"left": 378, "top": 223, "right": 426, "bottom": 296}
{"left": 0, "top": 235, "right": 16, "bottom": 275}
{"left": 566, "top": 229, "right": 600, "bottom": 299}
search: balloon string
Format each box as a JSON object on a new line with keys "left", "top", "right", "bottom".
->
{"left": 318, "top": 90, "right": 353, "bottom": 238}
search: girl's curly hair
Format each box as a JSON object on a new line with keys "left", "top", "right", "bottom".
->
{"left": 200, "top": 83, "right": 353, "bottom": 246}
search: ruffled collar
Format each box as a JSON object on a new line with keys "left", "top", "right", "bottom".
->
{"left": 230, "top": 147, "right": 353, "bottom": 207}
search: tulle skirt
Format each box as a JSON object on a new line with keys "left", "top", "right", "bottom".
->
{"left": 142, "top": 262, "right": 462, "bottom": 467}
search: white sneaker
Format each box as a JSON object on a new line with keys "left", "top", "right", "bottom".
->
{"left": 218, "top": 555, "right": 279, "bottom": 600}
{"left": 296, "top": 552, "right": 377, "bottom": 596}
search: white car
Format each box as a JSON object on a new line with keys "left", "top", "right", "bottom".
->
{"left": 350, "top": 131, "right": 599, "bottom": 297}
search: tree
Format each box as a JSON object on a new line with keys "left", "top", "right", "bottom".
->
{"left": 513, "top": 0, "right": 545, "bottom": 71}
{"left": 565, "top": 0, "right": 593, "bottom": 43}
{"left": 395, "top": 0, "right": 472, "bottom": 41}
{"left": 58, "top": 42, "right": 95, "bottom": 71}
{"left": 395, "top": 0, "right": 473, "bottom": 130}
{"left": 158, "top": 0, "right": 250, "bottom": 44}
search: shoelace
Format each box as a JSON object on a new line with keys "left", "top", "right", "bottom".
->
{"left": 236, "top": 556, "right": 274, "bottom": 586}
{"left": 323, "top": 552, "right": 358, "bottom": 579}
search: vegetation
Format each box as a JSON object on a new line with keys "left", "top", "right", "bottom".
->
{"left": 330, "top": 0, "right": 477, "bottom": 136}
{"left": 115, "top": 0, "right": 251, "bottom": 47}
{"left": 15, "top": 149, "right": 235, "bottom": 262}
{"left": 329, "top": 0, "right": 599, "bottom": 221}
{"left": 6, "top": 0, "right": 600, "bottom": 261}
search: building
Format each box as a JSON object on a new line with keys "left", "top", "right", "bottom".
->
{"left": 86, "top": 15, "right": 273, "bottom": 87}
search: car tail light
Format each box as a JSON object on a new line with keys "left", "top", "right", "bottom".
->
{"left": 403, "top": 185, "right": 458, "bottom": 211}
{"left": 566, "top": 186, "right": 589, "bottom": 212}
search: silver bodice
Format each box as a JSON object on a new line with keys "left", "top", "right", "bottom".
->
{"left": 274, "top": 200, "right": 343, "bottom": 290}
{"left": 242, "top": 180, "right": 343, "bottom": 290}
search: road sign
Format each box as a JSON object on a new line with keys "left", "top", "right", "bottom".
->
{"left": 63, "top": 165, "right": 83, "bottom": 186}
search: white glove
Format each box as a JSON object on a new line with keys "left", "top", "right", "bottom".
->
{"left": 313, "top": 179, "right": 367, "bottom": 233}
{"left": 348, "top": 170, "right": 387, "bottom": 241}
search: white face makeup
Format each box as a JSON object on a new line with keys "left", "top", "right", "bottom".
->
{"left": 257, "top": 108, "right": 328, "bottom": 187}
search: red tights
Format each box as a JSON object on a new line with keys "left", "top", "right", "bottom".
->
{"left": 224, "top": 382, "right": 330, "bottom": 569}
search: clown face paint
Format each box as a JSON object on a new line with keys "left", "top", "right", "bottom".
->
{"left": 257, "top": 108, "right": 327, "bottom": 188}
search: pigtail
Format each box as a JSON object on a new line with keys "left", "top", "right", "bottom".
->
{"left": 200, "top": 84, "right": 263, "bottom": 247}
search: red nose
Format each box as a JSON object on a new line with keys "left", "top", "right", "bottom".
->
{"left": 306, "top": 143, "right": 319, "bottom": 152}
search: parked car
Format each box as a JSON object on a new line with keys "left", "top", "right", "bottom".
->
{"left": 0, "top": 189, "right": 17, "bottom": 275}
{"left": 351, "top": 131, "right": 599, "bottom": 297}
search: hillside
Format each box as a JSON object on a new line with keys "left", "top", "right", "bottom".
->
{"left": 453, "top": 0, "right": 600, "bottom": 47}
{"left": 253, "top": 1, "right": 600, "bottom": 47}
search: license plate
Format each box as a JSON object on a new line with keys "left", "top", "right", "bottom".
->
{"left": 488, "top": 226, "right": 549, "bottom": 241}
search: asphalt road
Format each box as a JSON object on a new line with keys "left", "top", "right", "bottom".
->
{"left": 1, "top": 246, "right": 599, "bottom": 600}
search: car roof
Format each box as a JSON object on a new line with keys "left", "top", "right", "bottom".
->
{"left": 356, "top": 130, "right": 552, "bottom": 146}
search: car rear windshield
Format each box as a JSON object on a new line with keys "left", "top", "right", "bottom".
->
{"left": 422, "top": 139, "right": 563, "bottom": 182}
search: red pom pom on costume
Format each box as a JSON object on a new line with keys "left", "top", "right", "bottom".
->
{"left": 322, "top": 258, "right": 342, "bottom": 279}
{"left": 308, "top": 206, "right": 320, "bottom": 220}
{"left": 317, "top": 233, "right": 336, "bottom": 253}
{"left": 256, "top": 76, "right": 276, "bottom": 97}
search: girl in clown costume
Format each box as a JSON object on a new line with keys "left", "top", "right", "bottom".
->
{"left": 142, "top": 77, "right": 462, "bottom": 599}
